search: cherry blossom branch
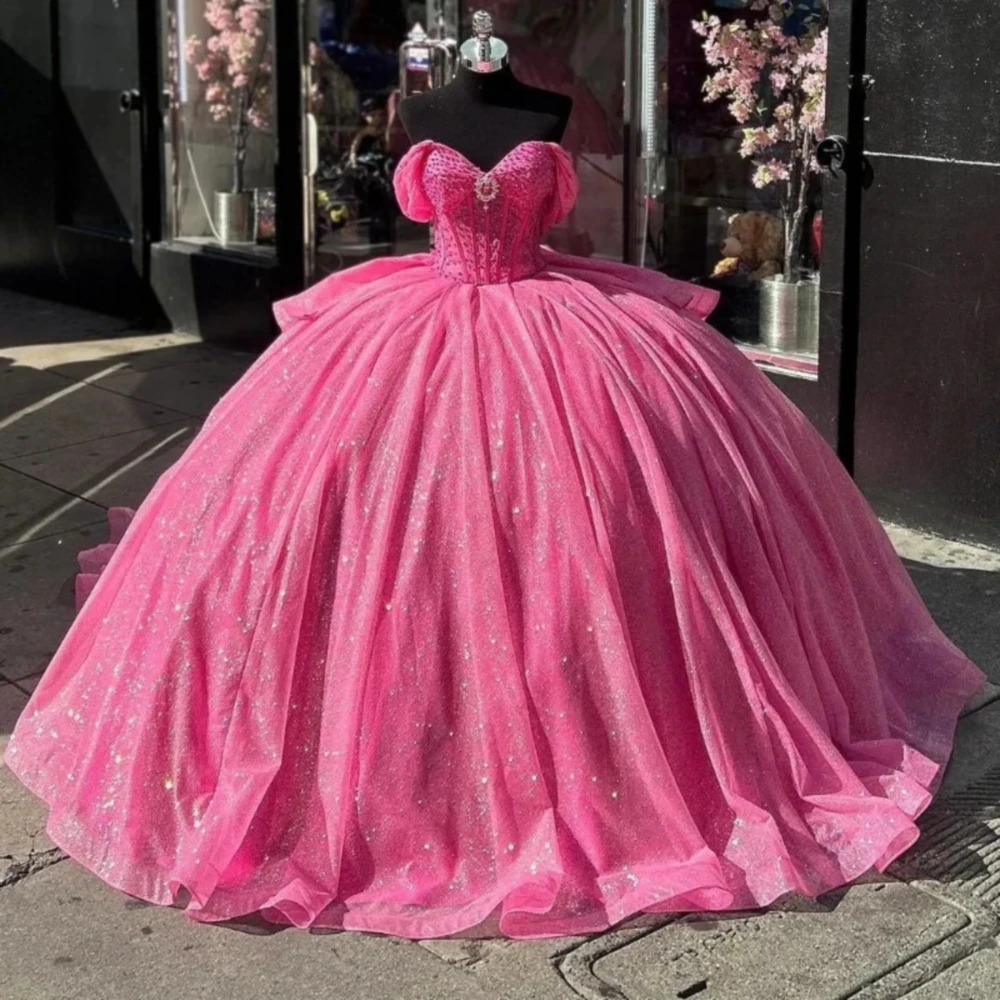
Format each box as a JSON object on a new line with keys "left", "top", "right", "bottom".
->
{"left": 694, "top": 2, "right": 828, "bottom": 280}
{"left": 184, "top": 1, "right": 273, "bottom": 192}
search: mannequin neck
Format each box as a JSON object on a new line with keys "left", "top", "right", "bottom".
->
{"left": 453, "top": 63, "right": 520, "bottom": 102}
{"left": 396, "top": 59, "right": 573, "bottom": 162}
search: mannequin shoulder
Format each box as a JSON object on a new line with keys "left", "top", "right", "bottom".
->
{"left": 511, "top": 82, "right": 571, "bottom": 128}
{"left": 515, "top": 85, "right": 572, "bottom": 140}
{"left": 520, "top": 84, "right": 573, "bottom": 118}
{"left": 397, "top": 90, "right": 448, "bottom": 140}
{"left": 526, "top": 86, "right": 573, "bottom": 117}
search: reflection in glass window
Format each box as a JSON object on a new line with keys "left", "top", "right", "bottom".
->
{"left": 303, "top": 2, "right": 626, "bottom": 277}
{"left": 304, "top": 1, "right": 424, "bottom": 276}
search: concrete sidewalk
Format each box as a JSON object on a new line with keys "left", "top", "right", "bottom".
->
{"left": 2, "top": 288, "right": 1000, "bottom": 1000}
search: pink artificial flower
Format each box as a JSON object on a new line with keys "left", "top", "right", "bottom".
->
{"left": 803, "top": 70, "right": 825, "bottom": 97}
{"left": 800, "top": 104, "right": 825, "bottom": 135}
{"left": 740, "top": 127, "right": 772, "bottom": 157}
{"left": 205, "top": 0, "right": 237, "bottom": 33}
{"left": 184, "top": 0, "right": 273, "bottom": 142}
{"left": 238, "top": 4, "right": 261, "bottom": 33}
{"left": 752, "top": 159, "right": 789, "bottom": 189}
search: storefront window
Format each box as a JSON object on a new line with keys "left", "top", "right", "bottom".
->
{"left": 162, "top": 0, "right": 277, "bottom": 254}
{"left": 644, "top": 0, "right": 827, "bottom": 375}
{"left": 160, "top": 0, "right": 826, "bottom": 371}
{"left": 300, "top": 2, "right": 625, "bottom": 280}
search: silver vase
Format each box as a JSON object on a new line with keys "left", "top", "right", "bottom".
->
{"left": 795, "top": 273, "right": 820, "bottom": 354}
{"left": 214, "top": 191, "right": 254, "bottom": 246}
{"left": 759, "top": 273, "right": 820, "bottom": 354}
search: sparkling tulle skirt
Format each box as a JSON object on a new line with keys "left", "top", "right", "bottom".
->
{"left": 5, "top": 250, "right": 984, "bottom": 938}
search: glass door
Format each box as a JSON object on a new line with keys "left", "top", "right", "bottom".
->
{"left": 632, "top": 0, "right": 831, "bottom": 381}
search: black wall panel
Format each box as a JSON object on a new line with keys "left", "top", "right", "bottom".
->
{"left": 0, "top": 7, "right": 59, "bottom": 293}
{"left": 854, "top": 0, "right": 1000, "bottom": 546}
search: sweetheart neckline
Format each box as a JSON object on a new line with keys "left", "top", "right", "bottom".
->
{"left": 415, "top": 138, "right": 565, "bottom": 176}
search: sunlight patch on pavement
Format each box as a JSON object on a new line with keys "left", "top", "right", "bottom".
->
{"left": 0, "top": 364, "right": 131, "bottom": 432}
{"left": 883, "top": 522, "right": 1000, "bottom": 572}
{"left": 2, "top": 331, "right": 201, "bottom": 370}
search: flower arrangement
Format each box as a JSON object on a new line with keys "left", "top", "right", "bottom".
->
{"left": 185, "top": 1, "right": 273, "bottom": 194}
{"left": 694, "top": 1, "right": 828, "bottom": 281}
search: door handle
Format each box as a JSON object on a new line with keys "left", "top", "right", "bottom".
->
{"left": 306, "top": 112, "right": 319, "bottom": 178}
{"left": 815, "top": 135, "right": 848, "bottom": 177}
{"left": 119, "top": 89, "right": 141, "bottom": 114}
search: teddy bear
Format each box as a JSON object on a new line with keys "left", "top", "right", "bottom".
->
{"left": 712, "top": 211, "right": 784, "bottom": 281}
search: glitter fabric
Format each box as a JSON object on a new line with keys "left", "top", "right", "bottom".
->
{"left": 398, "top": 141, "right": 580, "bottom": 284}
{"left": 5, "top": 140, "right": 985, "bottom": 940}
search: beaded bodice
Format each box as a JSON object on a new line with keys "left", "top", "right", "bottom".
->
{"left": 393, "top": 140, "right": 579, "bottom": 286}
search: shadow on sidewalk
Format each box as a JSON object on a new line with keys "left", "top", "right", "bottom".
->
{"left": 0, "top": 289, "right": 258, "bottom": 545}
{"left": 0, "top": 290, "right": 257, "bottom": 708}
{"left": 901, "top": 558, "right": 1000, "bottom": 687}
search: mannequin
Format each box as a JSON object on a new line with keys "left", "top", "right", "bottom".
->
{"left": 397, "top": 12, "right": 572, "bottom": 172}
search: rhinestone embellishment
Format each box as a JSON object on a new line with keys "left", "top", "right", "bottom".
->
{"left": 475, "top": 172, "right": 499, "bottom": 205}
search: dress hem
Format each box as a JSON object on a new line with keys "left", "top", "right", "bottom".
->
{"left": 5, "top": 669, "right": 982, "bottom": 942}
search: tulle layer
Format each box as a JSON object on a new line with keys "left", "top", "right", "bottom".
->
{"left": 5, "top": 251, "right": 984, "bottom": 938}
{"left": 75, "top": 506, "right": 136, "bottom": 611}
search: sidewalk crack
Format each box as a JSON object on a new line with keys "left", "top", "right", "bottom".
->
{"left": 0, "top": 845, "right": 68, "bottom": 889}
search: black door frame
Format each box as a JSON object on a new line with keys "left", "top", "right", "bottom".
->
{"left": 45, "top": 0, "right": 163, "bottom": 318}
{"left": 137, "top": 0, "right": 163, "bottom": 277}
{"left": 828, "top": 0, "right": 869, "bottom": 474}
{"left": 274, "top": 0, "right": 306, "bottom": 299}
{"left": 775, "top": 0, "right": 868, "bottom": 466}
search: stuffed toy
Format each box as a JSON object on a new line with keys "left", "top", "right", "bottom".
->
{"left": 712, "top": 211, "right": 784, "bottom": 281}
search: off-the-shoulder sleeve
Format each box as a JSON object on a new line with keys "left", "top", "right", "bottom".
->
{"left": 541, "top": 143, "right": 579, "bottom": 230}
{"left": 393, "top": 140, "right": 435, "bottom": 223}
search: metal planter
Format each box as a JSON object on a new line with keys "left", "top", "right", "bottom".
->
{"left": 214, "top": 190, "right": 254, "bottom": 246}
{"left": 759, "top": 273, "right": 820, "bottom": 354}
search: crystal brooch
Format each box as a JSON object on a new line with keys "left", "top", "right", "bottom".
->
{"left": 475, "top": 172, "right": 499, "bottom": 205}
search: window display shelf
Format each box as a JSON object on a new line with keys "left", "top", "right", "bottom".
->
{"left": 172, "top": 234, "right": 276, "bottom": 261}
{"left": 736, "top": 341, "right": 819, "bottom": 380}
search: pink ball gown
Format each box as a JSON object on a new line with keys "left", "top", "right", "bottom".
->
{"left": 5, "top": 140, "right": 984, "bottom": 939}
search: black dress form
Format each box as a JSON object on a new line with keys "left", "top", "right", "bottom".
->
{"left": 397, "top": 64, "right": 572, "bottom": 172}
